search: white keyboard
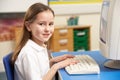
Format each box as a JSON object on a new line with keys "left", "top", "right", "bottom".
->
{"left": 65, "top": 55, "right": 100, "bottom": 74}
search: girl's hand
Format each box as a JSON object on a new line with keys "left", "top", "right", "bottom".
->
{"left": 51, "top": 54, "right": 75, "bottom": 63}
{"left": 53, "top": 58, "right": 78, "bottom": 70}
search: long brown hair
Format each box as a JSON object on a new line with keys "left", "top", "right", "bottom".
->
{"left": 11, "top": 2, "right": 55, "bottom": 64}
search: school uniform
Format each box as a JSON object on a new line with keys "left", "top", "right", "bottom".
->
{"left": 14, "top": 39, "right": 50, "bottom": 80}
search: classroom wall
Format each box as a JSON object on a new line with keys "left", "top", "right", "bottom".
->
{"left": 0, "top": 0, "right": 48, "bottom": 13}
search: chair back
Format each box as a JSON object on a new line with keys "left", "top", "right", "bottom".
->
{"left": 3, "top": 53, "right": 14, "bottom": 80}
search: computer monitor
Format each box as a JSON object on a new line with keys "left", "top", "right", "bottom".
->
{"left": 99, "top": 0, "right": 120, "bottom": 69}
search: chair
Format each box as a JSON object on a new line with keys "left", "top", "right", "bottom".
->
{"left": 3, "top": 53, "right": 14, "bottom": 80}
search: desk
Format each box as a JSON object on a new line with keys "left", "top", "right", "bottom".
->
{"left": 52, "top": 51, "right": 120, "bottom": 80}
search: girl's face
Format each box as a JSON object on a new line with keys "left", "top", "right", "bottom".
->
{"left": 26, "top": 10, "right": 54, "bottom": 45}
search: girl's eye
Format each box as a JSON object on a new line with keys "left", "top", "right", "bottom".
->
{"left": 49, "top": 22, "right": 54, "bottom": 26}
{"left": 39, "top": 23, "right": 44, "bottom": 26}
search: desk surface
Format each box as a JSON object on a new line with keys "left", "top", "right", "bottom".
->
{"left": 52, "top": 51, "right": 120, "bottom": 80}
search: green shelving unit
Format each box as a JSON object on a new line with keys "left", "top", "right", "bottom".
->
{"left": 73, "top": 28, "right": 90, "bottom": 51}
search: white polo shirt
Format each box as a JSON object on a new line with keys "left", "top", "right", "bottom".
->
{"left": 14, "top": 39, "right": 50, "bottom": 80}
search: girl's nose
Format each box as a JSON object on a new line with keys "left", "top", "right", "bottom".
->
{"left": 45, "top": 25, "right": 50, "bottom": 31}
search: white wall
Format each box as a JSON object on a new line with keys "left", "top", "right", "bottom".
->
{"left": 0, "top": 0, "right": 48, "bottom": 13}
